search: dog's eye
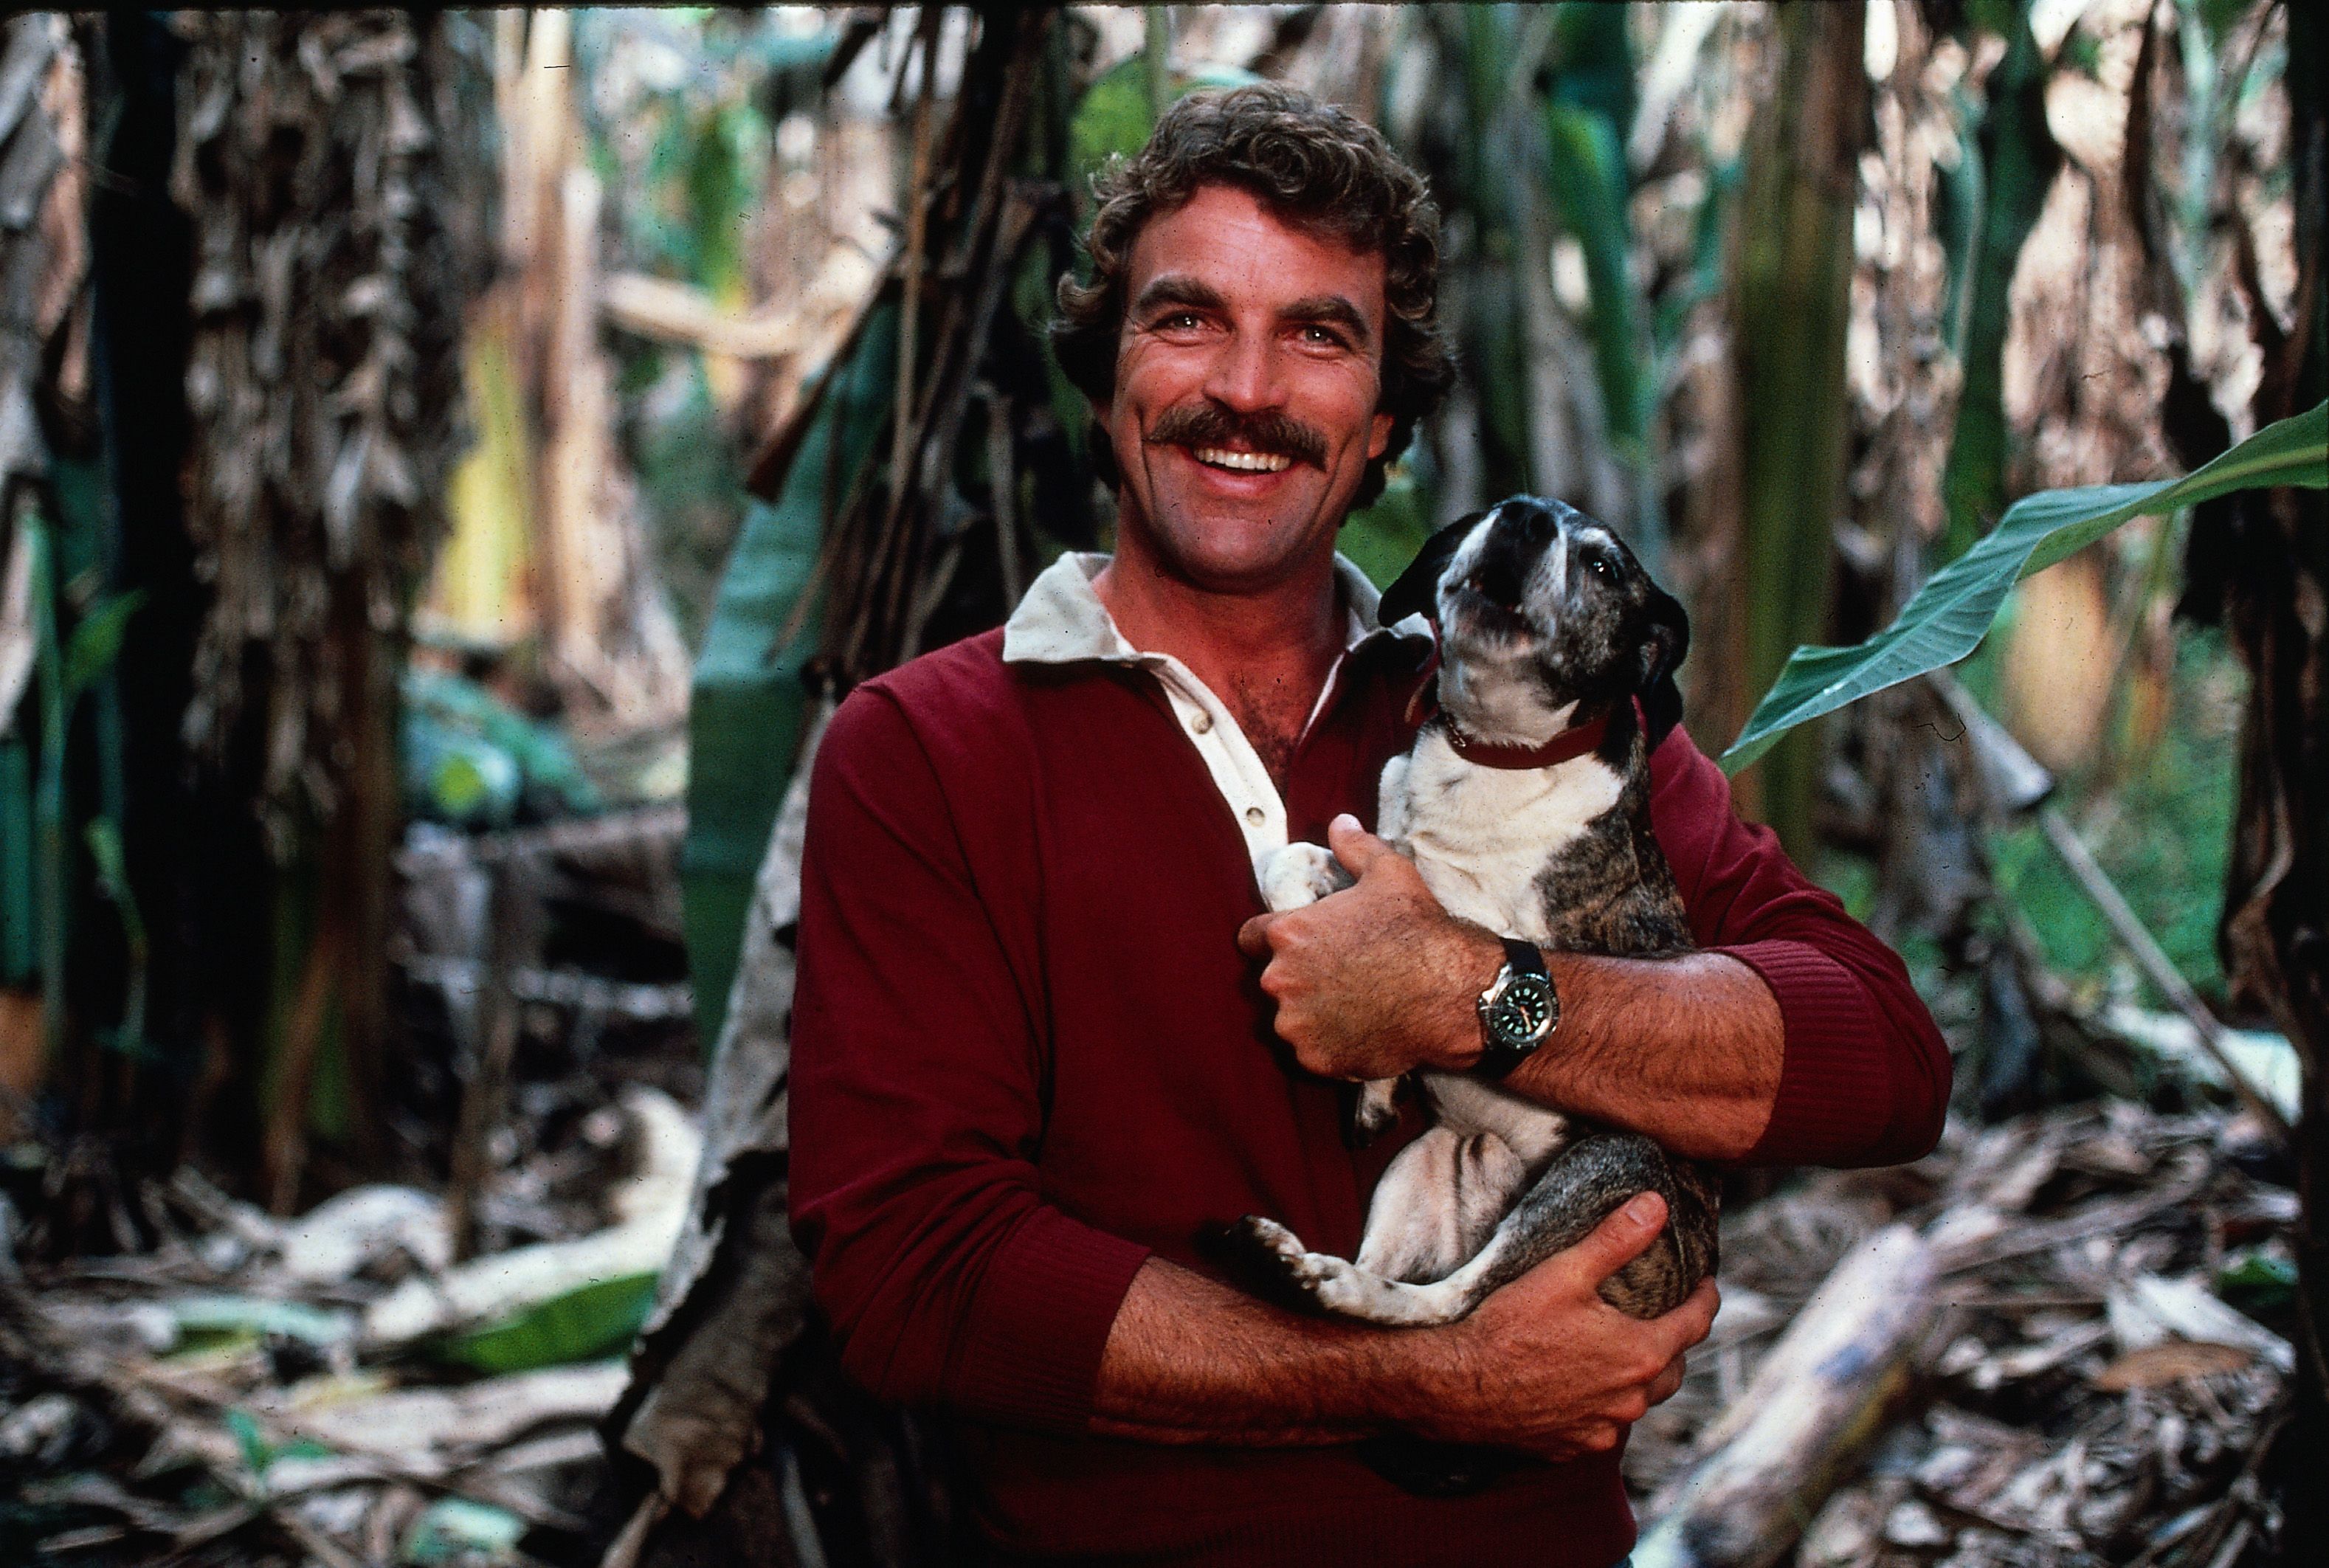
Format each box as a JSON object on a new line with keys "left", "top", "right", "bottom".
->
{"left": 1587, "top": 556, "right": 1611, "bottom": 578}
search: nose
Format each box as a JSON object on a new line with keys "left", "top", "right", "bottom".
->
{"left": 1494, "top": 503, "right": 1556, "bottom": 550}
{"left": 1201, "top": 327, "right": 1286, "bottom": 415}
{"left": 1472, "top": 504, "right": 1560, "bottom": 607}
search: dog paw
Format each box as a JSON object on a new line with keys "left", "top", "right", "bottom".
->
{"left": 1257, "top": 842, "right": 1348, "bottom": 913}
{"left": 1226, "top": 1214, "right": 1308, "bottom": 1265}
{"left": 1224, "top": 1215, "right": 1345, "bottom": 1299}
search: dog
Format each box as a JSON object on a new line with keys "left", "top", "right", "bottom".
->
{"left": 1230, "top": 497, "right": 1720, "bottom": 1340}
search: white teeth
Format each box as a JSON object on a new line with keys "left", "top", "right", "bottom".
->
{"left": 1193, "top": 447, "right": 1291, "bottom": 473}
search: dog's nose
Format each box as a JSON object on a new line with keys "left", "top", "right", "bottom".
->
{"left": 1515, "top": 504, "right": 1559, "bottom": 544}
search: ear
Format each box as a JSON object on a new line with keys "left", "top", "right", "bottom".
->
{"left": 1638, "top": 584, "right": 1691, "bottom": 742}
{"left": 1378, "top": 513, "right": 1483, "bottom": 629}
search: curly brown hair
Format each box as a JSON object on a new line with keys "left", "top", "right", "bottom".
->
{"left": 1053, "top": 83, "right": 1453, "bottom": 509}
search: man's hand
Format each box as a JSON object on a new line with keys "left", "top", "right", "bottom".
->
{"left": 1237, "top": 814, "right": 1504, "bottom": 1080}
{"left": 1091, "top": 1189, "right": 1714, "bottom": 1454}
{"left": 1406, "top": 1191, "right": 1716, "bottom": 1460}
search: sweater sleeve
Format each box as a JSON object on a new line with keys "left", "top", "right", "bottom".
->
{"left": 1649, "top": 725, "right": 1951, "bottom": 1167}
{"left": 787, "top": 685, "right": 1150, "bottom": 1433}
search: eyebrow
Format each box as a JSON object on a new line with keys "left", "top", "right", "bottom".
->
{"left": 1280, "top": 294, "right": 1374, "bottom": 346}
{"left": 1130, "top": 277, "right": 1376, "bottom": 348}
{"left": 1131, "top": 276, "right": 1228, "bottom": 317}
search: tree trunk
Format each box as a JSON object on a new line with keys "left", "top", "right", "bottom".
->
{"left": 1719, "top": 2, "right": 1866, "bottom": 854}
{"left": 2209, "top": 0, "right": 2327, "bottom": 1544}
{"left": 169, "top": 13, "right": 494, "bottom": 1203}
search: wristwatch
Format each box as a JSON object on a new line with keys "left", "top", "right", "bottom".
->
{"left": 1474, "top": 937, "right": 1559, "bottom": 1079}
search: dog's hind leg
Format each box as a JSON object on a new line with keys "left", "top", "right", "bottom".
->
{"left": 1460, "top": 1130, "right": 1722, "bottom": 1319}
{"left": 1229, "top": 1133, "right": 1717, "bottom": 1327}
{"left": 1354, "top": 1127, "right": 1525, "bottom": 1283}
{"left": 1227, "top": 1211, "right": 1516, "bottom": 1326}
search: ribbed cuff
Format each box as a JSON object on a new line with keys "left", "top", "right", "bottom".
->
{"left": 953, "top": 1208, "right": 1151, "bottom": 1434}
{"left": 1722, "top": 938, "right": 1890, "bottom": 1167}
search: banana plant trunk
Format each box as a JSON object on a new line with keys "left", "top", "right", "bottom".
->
{"left": 1719, "top": 1, "right": 1866, "bottom": 854}
{"left": 2216, "top": 0, "right": 2328, "bottom": 1530}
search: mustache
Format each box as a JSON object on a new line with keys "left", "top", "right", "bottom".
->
{"left": 1145, "top": 404, "right": 1328, "bottom": 469}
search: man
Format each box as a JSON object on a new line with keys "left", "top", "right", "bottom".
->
{"left": 789, "top": 85, "right": 1947, "bottom": 1566}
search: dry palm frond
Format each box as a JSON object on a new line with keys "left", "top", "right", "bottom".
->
{"left": 173, "top": 12, "right": 492, "bottom": 857}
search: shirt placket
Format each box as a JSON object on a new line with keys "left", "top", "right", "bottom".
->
{"left": 1142, "top": 656, "right": 1291, "bottom": 863}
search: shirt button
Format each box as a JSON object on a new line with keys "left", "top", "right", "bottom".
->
{"left": 1245, "top": 807, "right": 1266, "bottom": 825}
{"left": 1191, "top": 713, "right": 1212, "bottom": 734}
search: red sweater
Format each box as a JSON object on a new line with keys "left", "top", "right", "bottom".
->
{"left": 788, "top": 626, "right": 1949, "bottom": 1565}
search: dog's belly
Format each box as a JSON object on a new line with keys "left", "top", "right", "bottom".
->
{"left": 1415, "top": 1073, "right": 1575, "bottom": 1170}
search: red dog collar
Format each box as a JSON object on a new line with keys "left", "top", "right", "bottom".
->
{"left": 1440, "top": 708, "right": 1616, "bottom": 770}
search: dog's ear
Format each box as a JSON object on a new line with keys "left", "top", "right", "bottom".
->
{"left": 1379, "top": 513, "right": 1483, "bottom": 629}
{"left": 1638, "top": 584, "right": 1691, "bottom": 745}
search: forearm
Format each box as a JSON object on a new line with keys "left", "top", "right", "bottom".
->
{"left": 1410, "top": 930, "right": 1782, "bottom": 1162}
{"left": 1521, "top": 950, "right": 1782, "bottom": 1161}
{"left": 1091, "top": 1201, "right": 1716, "bottom": 1462}
{"left": 1090, "top": 1257, "right": 1445, "bottom": 1446}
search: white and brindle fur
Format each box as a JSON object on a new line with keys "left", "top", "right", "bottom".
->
{"left": 1233, "top": 497, "right": 1719, "bottom": 1332}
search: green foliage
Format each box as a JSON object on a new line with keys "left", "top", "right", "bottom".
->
{"left": 1339, "top": 467, "right": 1433, "bottom": 591}
{"left": 432, "top": 1276, "right": 659, "bottom": 1372}
{"left": 1723, "top": 402, "right": 2329, "bottom": 775}
{"left": 1542, "top": 103, "right": 1646, "bottom": 454}
{"left": 401, "top": 668, "right": 601, "bottom": 829}
{"left": 85, "top": 818, "right": 151, "bottom": 1062}
{"left": 401, "top": 1497, "right": 528, "bottom": 1565}
{"left": 1066, "top": 52, "right": 1261, "bottom": 193}
{"left": 1988, "top": 629, "right": 2242, "bottom": 998}
{"left": 61, "top": 590, "right": 145, "bottom": 701}
{"left": 1727, "top": 1, "right": 1867, "bottom": 852}
{"left": 1941, "top": 1, "right": 2063, "bottom": 556}
{"left": 578, "top": 10, "right": 827, "bottom": 300}
{"left": 683, "top": 305, "right": 897, "bottom": 1048}
{"left": 2218, "top": 1248, "right": 2299, "bottom": 1313}
{"left": 1544, "top": 3, "right": 1636, "bottom": 131}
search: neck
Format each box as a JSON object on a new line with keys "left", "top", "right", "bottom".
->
{"left": 1092, "top": 533, "right": 1347, "bottom": 714}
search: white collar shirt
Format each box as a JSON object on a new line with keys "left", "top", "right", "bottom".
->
{"left": 1000, "top": 551, "right": 1434, "bottom": 865}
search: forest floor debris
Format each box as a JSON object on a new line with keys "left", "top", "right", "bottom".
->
{"left": 2, "top": 1092, "right": 2299, "bottom": 1566}
{"left": 1627, "top": 1099, "right": 2297, "bottom": 1567}
{"left": 0, "top": 1088, "right": 697, "bottom": 1567}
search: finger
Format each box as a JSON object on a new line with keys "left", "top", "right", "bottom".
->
{"left": 1562, "top": 1191, "right": 1669, "bottom": 1288}
{"left": 1666, "top": 1277, "right": 1719, "bottom": 1347}
{"left": 1325, "top": 814, "right": 1397, "bottom": 878}
{"left": 1646, "top": 1353, "right": 1687, "bottom": 1407}
{"left": 1235, "top": 913, "right": 1277, "bottom": 959}
{"left": 1638, "top": 1277, "right": 1719, "bottom": 1364}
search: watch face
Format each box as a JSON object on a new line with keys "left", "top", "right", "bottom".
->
{"left": 1488, "top": 974, "right": 1556, "bottom": 1044}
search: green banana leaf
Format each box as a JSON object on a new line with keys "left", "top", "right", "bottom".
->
{"left": 432, "top": 1276, "right": 660, "bottom": 1374}
{"left": 1542, "top": 103, "right": 1646, "bottom": 454}
{"left": 681, "top": 304, "right": 896, "bottom": 1049}
{"left": 1939, "top": 1, "right": 2061, "bottom": 559}
{"left": 1721, "top": 401, "right": 2328, "bottom": 775}
{"left": 61, "top": 591, "right": 144, "bottom": 700}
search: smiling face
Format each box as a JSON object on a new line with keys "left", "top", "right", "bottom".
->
{"left": 1100, "top": 184, "right": 1395, "bottom": 595}
{"left": 1384, "top": 497, "right": 1688, "bottom": 744}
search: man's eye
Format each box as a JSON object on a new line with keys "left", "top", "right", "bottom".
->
{"left": 1158, "top": 311, "right": 1204, "bottom": 331}
{"left": 1300, "top": 324, "right": 1346, "bottom": 346}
